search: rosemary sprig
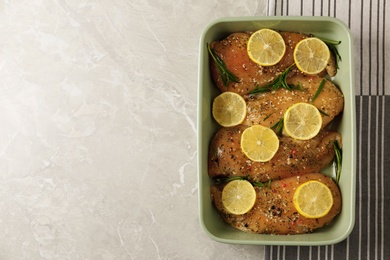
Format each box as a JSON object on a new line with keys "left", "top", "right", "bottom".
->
{"left": 250, "top": 85, "right": 274, "bottom": 94}
{"left": 310, "top": 79, "right": 330, "bottom": 116}
{"left": 311, "top": 79, "right": 326, "bottom": 102}
{"left": 215, "top": 175, "right": 271, "bottom": 188}
{"left": 207, "top": 43, "right": 240, "bottom": 87}
{"left": 249, "top": 65, "right": 304, "bottom": 94}
{"left": 333, "top": 140, "right": 342, "bottom": 183}
{"left": 216, "top": 175, "right": 248, "bottom": 184}
{"left": 317, "top": 37, "right": 342, "bottom": 69}
{"left": 271, "top": 117, "right": 284, "bottom": 136}
{"left": 253, "top": 179, "right": 272, "bottom": 188}
{"left": 318, "top": 109, "right": 329, "bottom": 117}
{"left": 263, "top": 113, "right": 273, "bottom": 121}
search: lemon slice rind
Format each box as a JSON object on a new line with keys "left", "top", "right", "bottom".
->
{"left": 240, "top": 125, "right": 280, "bottom": 162}
{"left": 222, "top": 180, "right": 256, "bottom": 215}
{"left": 247, "top": 29, "right": 286, "bottom": 66}
{"left": 212, "top": 92, "right": 247, "bottom": 127}
{"left": 293, "top": 37, "right": 330, "bottom": 75}
{"left": 293, "top": 180, "right": 334, "bottom": 219}
{"left": 283, "top": 102, "right": 322, "bottom": 140}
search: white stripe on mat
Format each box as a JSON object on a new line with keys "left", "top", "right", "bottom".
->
{"left": 263, "top": 1, "right": 389, "bottom": 259}
{"left": 375, "top": 96, "right": 379, "bottom": 260}
{"left": 381, "top": 97, "right": 384, "bottom": 260}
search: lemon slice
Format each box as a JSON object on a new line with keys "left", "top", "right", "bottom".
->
{"left": 293, "top": 180, "right": 334, "bottom": 219}
{"left": 283, "top": 102, "right": 322, "bottom": 140}
{"left": 293, "top": 37, "right": 330, "bottom": 74}
{"left": 240, "top": 125, "right": 279, "bottom": 162}
{"left": 212, "top": 92, "right": 247, "bottom": 127}
{"left": 247, "top": 28, "right": 286, "bottom": 66}
{"left": 222, "top": 180, "right": 256, "bottom": 215}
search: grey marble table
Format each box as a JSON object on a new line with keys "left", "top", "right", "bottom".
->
{"left": 0, "top": 0, "right": 388, "bottom": 259}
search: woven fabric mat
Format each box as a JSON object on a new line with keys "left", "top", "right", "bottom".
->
{"left": 264, "top": 0, "right": 390, "bottom": 259}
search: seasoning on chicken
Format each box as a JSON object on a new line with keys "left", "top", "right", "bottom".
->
{"left": 210, "top": 173, "right": 341, "bottom": 234}
{"left": 243, "top": 75, "right": 344, "bottom": 130}
{"left": 209, "top": 31, "right": 337, "bottom": 95}
{"left": 208, "top": 125, "right": 341, "bottom": 182}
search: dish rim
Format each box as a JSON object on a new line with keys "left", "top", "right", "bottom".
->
{"left": 197, "top": 15, "right": 356, "bottom": 245}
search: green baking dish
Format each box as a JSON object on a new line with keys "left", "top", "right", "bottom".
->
{"left": 197, "top": 16, "right": 355, "bottom": 245}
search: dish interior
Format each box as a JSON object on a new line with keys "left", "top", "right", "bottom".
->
{"left": 198, "top": 16, "right": 355, "bottom": 245}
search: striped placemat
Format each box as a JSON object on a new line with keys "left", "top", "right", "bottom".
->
{"left": 264, "top": 0, "right": 389, "bottom": 259}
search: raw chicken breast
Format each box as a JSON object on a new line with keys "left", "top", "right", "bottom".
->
{"left": 210, "top": 173, "right": 341, "bottom": 234}
{"left": 208, "top": 125, "right": 341, "bottom": 182}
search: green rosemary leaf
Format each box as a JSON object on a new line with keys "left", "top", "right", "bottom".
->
{"left": 318, "top": 109, "right": 329, "bottom": 116}
{"left": 215, "top": 175, "right": 248, "bottom": 184}
{"left": 317, "top": 37, "right": 342, "bottom": 69}
{"left": 207, "top": 43, "right": 240, "bottom": 86}
{"left": 252, "top": 179, "right": 272, "bottom": 188}
{"left": 311, "top": 79, "right": 326, "bottom": 102}
{"left": 328, "top": 44, "right": 342, "bottom": 62}
{"left": 267, "top": 64, "right": 294, "bottom": 90}
{"left": 249, "top": 64, "right": 303, "bottom": 95}
{"left": 319, "top": 38, "right": 341, "bottom": 46}
{"left": 271, "top": 117, "right": 284, "bottom": 136}
{"left": 263, "top": 113, "right": 273, "bottom": 122}
{"left": 249, "top": 85, "right": 272, "bottom": 94}
{"left": 252, "top": 181, "right": 265, "bottom": 187}
{"left": 294, "top": 81, "right": 306, "bottom": 92}
{"left": 216, "top": 175, "right": 272, "bottom": 188}
{"left": 333, "top": 140, "right": 342, "bottom": 183}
